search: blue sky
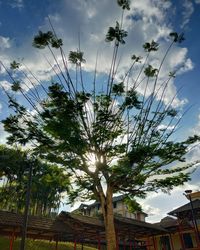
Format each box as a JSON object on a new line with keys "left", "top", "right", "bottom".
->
{"left": 0, "top": 0, "right": 200, "bottom": 222}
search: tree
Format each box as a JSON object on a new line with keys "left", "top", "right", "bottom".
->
{"left": 1, "top": 0, "right": 199, "bottom": 249}
{"left": 30, "top": 163, "right": 70, "bottom": 216}
{"left": 0, "top": 146, "right": 29, "bottom": 211}
{"left": 0, "top": 145, "right": 70, "bottom": 215}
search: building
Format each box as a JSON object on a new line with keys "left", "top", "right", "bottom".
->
{"left": 0, "top": 209, "right": 167, "bottom": 250}
{"left": 145, "top": 191, "right": 200, "bottom": 250}
{"left": 1, "top": 191, "right": 200, "bottom": 249}
{"left": 75, "top": 195, "right": 148, "bottom": 221}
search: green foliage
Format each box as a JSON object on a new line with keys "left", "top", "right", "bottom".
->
{"left": 1, "top": 0, "right": 199, "bottom": 223}
{"left": 33, "top": 31, "right": 54, "bottom": 48}
{"left": 51, "top": 36, "right": 63, "bottom": 48}
{"left": 169, "top": 32, "right": 185, "bottom": 43}
{"left": 10, "top": 60, "right": 20, "bottom": 70}
{"left": 117, "top": 0, "right": 130, "bottom": 10}
{"left": 33, "top": 31, "right": 63, "bottom": 49}
{"left": 112, "top": 82, "right": 124, "bottom": 95}
{"left": 106, "top": 21, "right": 128, "bottom": 44}
{"left": 2, "top": 2, "right": 197, "bottom": 248}
{"left": 143, "top": 40, "right": 159, "bottom": 52}
{"left": 124, "top": 197, "right": 142, "bottom": 213}
{"left": 169, "top": 71, "right": 176, "bottom": 78}
{"left": 149, "top": 173, "right": 190, "bottom": 193}
{"left": 11, "top": 81, "right": 21, "bottom": 92}
{"left": 0, "top": 237, "right": 96, "bottom": 250}
{"left": 0, "top": 146, "right": 70, "bottom": 215}
{"left": 144, "top": 65, "right": 158, "bottom": 77}
{"left": 166, "top": 109, "right": 177, "bottom": 117}
{"left": 131, "top": 54, "right": 142, "bottom": 62}
{"left": 123, "top": 89, "right": 141, "bottom": 109}
{"left": 69, "top": 51, "right": 86, "bottom": 65}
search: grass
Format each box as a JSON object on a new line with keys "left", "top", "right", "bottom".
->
{"left": 0, "top": 237, "right": 97, "bottom": 250}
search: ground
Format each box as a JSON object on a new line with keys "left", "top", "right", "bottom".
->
{"left": 0, "top": 237, "right": 97, "bottom": 250}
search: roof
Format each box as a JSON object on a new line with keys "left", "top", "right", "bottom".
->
{"left": 0, "top": 210, "right": 56, "bottom": 230}
{"left": 0, "top": 210, "right": 72, "bottom": 240}
{"left": 186, "top": 191, "right": 200, "bottom": 200}
{"left": 60, "top": 211, "right": 167, "bottom": 238}
{"left": 154, "top": 216, "right": 178, "bottom": 229}
{"left": 153, "top": 216, "right": 193, "bottom": 232}
{"left": 168, "top": 199, "right": 200, "bottom": 218}
{"left": 0, "top": 210, "right": 167, "bottom": 242}
{"left": 114, "top": 215, "right": 167, "bottom": 238}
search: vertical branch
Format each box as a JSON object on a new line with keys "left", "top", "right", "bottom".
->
{"left": 78, "top": 32, "right": 85, "bottom": 92}
{"left": 20, "top": 160, "right": 33, "bottom": 250}
{"left": 93, "top": 52, "right": 99, "bottom": 122}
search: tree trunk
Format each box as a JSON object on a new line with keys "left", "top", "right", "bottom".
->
{"left": 100, "top": 186, "right": 117, "bottom": 250}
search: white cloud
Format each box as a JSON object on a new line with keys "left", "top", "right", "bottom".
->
{"left": 9, "top": 0, "right": 24, "bottom": 9}
{"left": 0, "top": 0, "right": 194, "bottom": 109}
{"left": 178, "top": 58, "right": 194, "bottom": 74}
{"left": 140, "top": 114, "right": 200, "bottom": 223}
{"left": 195, "top": 0, "right": 200, "bottom": 4}
{"left": 0, "top": 80, "right": 12, "bottom": 91}
{"left": 190, "top": 113, "right": 200, "bottom": 136}
{"left": 181, "top": 0, "right": 194, "bottom": 28}
{"left": 140, "top": 116, "right": 200, "bottom": 223}
{"left": 157, "top": 124, "right": 175, "bottom": 131}
{"left": 168, "top": 47, "right": 190, "bottom": 69}
{"left": 140, "top": 182, "right": 200, "bottom": 223}
{"left": 0, "top": 36, "right": 11, "bottom": 50}
{"left": 0, "top": 123, "right": 8, "bottom": 144}
{"left": 0, "top": 0, "right": 198, "bottom": 222}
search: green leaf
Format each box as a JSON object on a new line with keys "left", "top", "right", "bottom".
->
{"left": 124, "top": 197, "right": 142, "bottom": 213}
{"left": 112, "top": 82, "right": 124, "bottom": 95}
{"left": 117, "top": 0, "right": 130, "bottom": 10}
{"left": 166, "top": 109, "right": 177, "bottom": 117}
{"left": 69, "top": 51, "right": 86, "bottom": 65}
{"left": 33, "top": 31, "right": 63, "bottom": 49}
{"left": 51, "top": 37, "right": 63, "bottom": 48}
{"left": 144, "top": 65, "right": 158, "bottom": 77}
{"left": 143, "top": 40, "right": 159, "bottom": 52}
{"left": 11, "top": 81, "right": 21, "bottom": 92}
{"left": 10, "top": 60, "right": 20, "bottom": 70}
{"left": 106, "top": 22, "right": 128, "bottom": 44}
{"left": 169, "top": 32, "right": 185, "bottom": 43}
{"left": 131, "top": 54, "right": 142, "bottom": 63}
{"left": 123, "top": 89, "right": 141, "bottom": 109}
{"left": 169, "top": 71, "right": 176, "bottom": 78}
{"left": 33, "top": 31, "right": 54, "bottom": 49}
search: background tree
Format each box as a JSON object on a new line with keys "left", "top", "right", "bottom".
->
{"left": 1, "top": 0, "right": 199, "bottom": 249}
{"left": 0, "top": 145, "right": 70, "bottom": 215}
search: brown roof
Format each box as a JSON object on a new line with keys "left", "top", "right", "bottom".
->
{"left": 59, "top": 212, "right": 167, "bottom": 239}
{"left": 114, "top": 215, "right": 167, "bottom": 237}
{"left": 153, "top": 216, "right": 179, "bottom": 232}
{"left": 59, "top": 211, "right": 104, "bottom": 227}
{"left": 0, "top": 210, "right": 168, "bottom": 242}
{"left": 0, "top": 210, "right": 51, "bottom": 229}
{"left": 0, "top": 210, "right": 72, "bottom": 240}
{"left": 157, "top": 216, "right": 178, "bottom": 228}
{"left": 153, "top": 215, "right": 194, "bottom": 233}
{"left": 168, "top": 199, "right": 200, "bottom": 218}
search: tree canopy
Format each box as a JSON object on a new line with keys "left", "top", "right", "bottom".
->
{"left": 0, "top": 145, "right": 70, "bottom": 216}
